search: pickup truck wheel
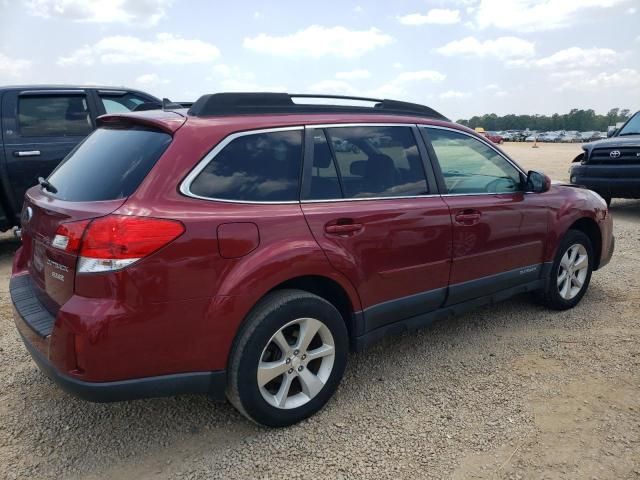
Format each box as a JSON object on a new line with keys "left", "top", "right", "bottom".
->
{"left": 539, "top": 230, "right": 593, "bottom": 310}
{"left": 226, "top": 289, "right": 348, "bottom": 427}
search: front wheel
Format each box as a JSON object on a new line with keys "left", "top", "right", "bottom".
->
{"left": 539, "top": 230, "right": 593, "bottom": 310}
{"left": 226, "top": 289, "right": 348, "bottom": 427}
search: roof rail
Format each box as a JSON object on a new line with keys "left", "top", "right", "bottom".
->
{"left": 187, "top": 92, "right": 449, "bottom": 121}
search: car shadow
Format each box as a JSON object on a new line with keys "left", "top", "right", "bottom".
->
{"left": 608, "top": 199, "right": 640, "bottom": 223}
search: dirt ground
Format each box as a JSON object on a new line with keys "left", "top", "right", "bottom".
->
{"left": 0, "top": 143, "right": 638, "bottom": 479}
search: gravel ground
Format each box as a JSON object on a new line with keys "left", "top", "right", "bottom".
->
{"left": 0, "top": 143, "right": 638, "bottom": 479}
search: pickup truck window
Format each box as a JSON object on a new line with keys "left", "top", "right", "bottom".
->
{"left": 18, "top": 95, "right": 91, "bottom": 137}
{"left": 99, "top": 93, "right": 148, "bottom": 113}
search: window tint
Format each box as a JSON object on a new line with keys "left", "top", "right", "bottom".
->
{"left": 325, "top": 126, "right": 427, "bottom": 198}
{"left": 426, "top": 128, "right": 522, "bottom": 194}
{"left": 306, "top": 131, "right": 342, "bottom": 200}
{"left": 47, "top": 127, "right": 171, "bottom": 201}
{"left": 100, "top": 93, "right": 148, "bottom": 113}
{"left": 190, "top": 130, "right": 302, "bottom": 202}
{"left": 18, "top": 95, "right": 91, "bottom": 137}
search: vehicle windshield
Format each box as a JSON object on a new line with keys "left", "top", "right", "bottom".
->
{"left": 618, "top": 112, "right": 640, "bottom": 136}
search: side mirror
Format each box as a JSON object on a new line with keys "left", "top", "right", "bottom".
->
{"left": 607, "top": 126, "right": 616, "bottom": 138}
{"left": 526, "top": 170, "right": 551, "bottom": 193}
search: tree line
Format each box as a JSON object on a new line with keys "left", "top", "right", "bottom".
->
{"left": 456, "top": 108, "right": 634, "bottom": 132}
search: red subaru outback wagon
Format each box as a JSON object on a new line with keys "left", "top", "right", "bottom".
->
{"left": 11, "top": 93, "right": 614, "bottom": 427}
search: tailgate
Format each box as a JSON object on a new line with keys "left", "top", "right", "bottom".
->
{"left": 21, "top": 187, "right": 124, "bottom": 311}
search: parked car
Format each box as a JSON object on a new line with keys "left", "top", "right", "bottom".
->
{"left": 12, "top": 93, "right": 614, "bottom": 427}
{"left": 0, "top": 85, "right": 161, "bottom": 232}
{"left": 561, "top": 133, "right": 580, "bottom": 143}
{"left": 525, "top": 133, "right": 538, "bottom": 142}
{"left": 570, "top": 110, "right": 640, "bottom": 206}
{"left": 483, "top": 131, "right": 504, "bottom": 144}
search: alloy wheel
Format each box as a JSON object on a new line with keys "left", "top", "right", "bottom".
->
{"left": 557, "top": 243, "right": 589, "bottom": 300}
{"left": 257, "top": 317, "right": 335, "bottom": 410}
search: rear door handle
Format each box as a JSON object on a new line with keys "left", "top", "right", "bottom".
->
{"left": 14, "top": 150, "right": 41, "bottom": 157}
{"left": 325, "top": 223, "right": 363, "bottom": 235}
{"left": 454, "top": 210, "right": 482, "bottom": 225}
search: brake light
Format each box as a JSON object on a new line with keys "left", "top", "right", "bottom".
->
{"left": 53, "top": 220, "right": 90, "bottom": 254}
{"left": 54, "top": 215, "right": 185, "bottom": 273}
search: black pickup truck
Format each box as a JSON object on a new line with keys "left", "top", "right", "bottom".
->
{"left": 570, "top": 111, "right": 640, "bottom": 206}
{"left": 0, "top": 85, "right": 160, "bottom": 231}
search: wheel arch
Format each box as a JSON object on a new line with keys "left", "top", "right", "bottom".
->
{"left": 267, "top": 275, "right": 359, "bottom": 339}
{"left": 568, "top": 217, "right": 602, "bottom": 269}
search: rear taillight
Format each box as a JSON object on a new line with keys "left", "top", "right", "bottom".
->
{"left": 52, "top": 220, "right": 90, "bottom": 254}
{"left": 53, "top": 215, "right": 184, "bottom": 273}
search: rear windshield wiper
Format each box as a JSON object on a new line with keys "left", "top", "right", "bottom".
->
{"left": 38, "top": 177, "right": 58, "bottom": 194}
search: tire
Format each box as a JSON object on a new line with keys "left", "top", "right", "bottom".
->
{"left": 226, "top": 289, "right": 348, "bottom": 427}
{"left": 539, "top": 230, "right": 593, "bottom": 310}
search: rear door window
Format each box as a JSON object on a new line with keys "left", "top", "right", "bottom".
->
{"left": 99, "top": 93, "right": 150, "bottom": 113}
{"left": 46, "top": 127, "right": 171, "bottom": 201}
{"left": 189, "top": 130, "right": 303, "bottom": 202}
{"left": 18, "top": 95, "right": 92, "bottom": 137}
{"left": 324, "top": 126, "right": 428, "bottom": 198}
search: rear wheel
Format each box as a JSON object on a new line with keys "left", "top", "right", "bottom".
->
{"left": 226, "top": 289, "right": 348, "bottom": 427}
{"left": 539, "top": 230, "right": 593, "bottom": 310}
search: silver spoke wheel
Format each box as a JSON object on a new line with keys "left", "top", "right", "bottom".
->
{"left": 557, "top": 243, "right": 589, "bottom": 300}
{"left": 257, "top": 317, "right": 335, "bottom": 410}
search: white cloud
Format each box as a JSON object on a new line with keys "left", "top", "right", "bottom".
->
{"left": 243, "top": 25, "right": 394, "bottom": 58}
{"left": 534, "top": 47, "right": 620, "bottom": 69}
{"left": 398, "top": 9, "right": 461, "bottom": 25}
{"left": 555, "top": 68, "right": 640, "bottom": 91}
{"left": 335, "top": 69, "right": 371, "bottom": 80}
{"left": 0, "top": 51, "right": 32, "bottom": 80}
{"left": 436, "top": 36, "right": 535, "bottom": 59}
{"left": 353, "top": 5, "right": 363, "bottom": 13}
{"left": 629, "top": 7, "right": 637, "bottom": 14}
{"left": 209, "top": 64, "right": 285, "bottom": 92}
{"left": 308, "top": 70, "right": 445, "bottom": 99}
{"left": 439, "top": 90, "right": 470, "bottom": 99}
{"left": 368, "top": 70, "right": 446, "bottom": 98}
{"left": 58, "top": 33, "right": 220, "bottom": 66}
{"left": 135, "top": 73, "right": 169, "bottom": 87}
{"left": 25, "top": 0, "right": 172, "bottom": 27}
{"left": 309, "top": 80, "right": 359, "bottom": 95}
{"left": 474, "top": 0, "right": 629, "bottom": 32}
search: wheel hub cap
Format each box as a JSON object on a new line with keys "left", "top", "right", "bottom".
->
{"left": 257, "top": 317, "right": 336, "bottom": 410}
{"left": 557, "top": 243, "right": 589, "bottom": 300}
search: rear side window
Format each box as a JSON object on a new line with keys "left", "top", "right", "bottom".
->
{"left": 47, "top": 127, "right": 171, "bottom": 201}
{"left": 18, "top": 95, "right": 92, "bottom": 137}
{"left": 100, "top": 93, "right": 149, "bottom": 113}
{"left": 325, "top": 126, "right": 428, "bottom": 198}
{"left": 189, "top": 130, "right": 303, "bottom": 202}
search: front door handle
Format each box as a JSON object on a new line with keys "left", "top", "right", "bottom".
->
{"left": 454, "top": 209, "right": 482, "bottom": 225}
{"left": 14, "top": 150, "right": 41, "bottom": 157}
{"left": 325, "top": 222, "right": 363, "bottom": 235}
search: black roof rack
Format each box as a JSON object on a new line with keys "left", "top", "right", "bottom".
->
{"left": 187, "top": 93, "right": 449, "bottom": 121}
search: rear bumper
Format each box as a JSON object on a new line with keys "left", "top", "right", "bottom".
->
{"left": 11, "top": 272, "right": 227, "bottom": 403}
{"left": 570, "top": 164, "right": 640, "bottom": 197}
{"left": 17, "top": 329, "right": 226, "bottom": 402}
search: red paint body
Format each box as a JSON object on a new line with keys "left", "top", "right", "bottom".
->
{"left": 12, "top": 111, "right": 614, "bottom": 385}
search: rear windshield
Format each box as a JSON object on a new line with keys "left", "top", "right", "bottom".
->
{"left": 47, "top": 127, "right": 171, "bottom": 201}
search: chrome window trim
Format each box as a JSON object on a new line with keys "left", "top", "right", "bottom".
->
{"left": 179, "top": 122, "right": 527, "bottom": 205}
{"left": 179, "top": 125, "right": 304, "bottom": 205}
{"left": 308, "top": 122, "right": 418, "bottom": 129}
{"left": 420, "top": 124, "right": 527, "bottom": 177}
{"left": 301, "top": 194, "right": 440, "bottom": 204}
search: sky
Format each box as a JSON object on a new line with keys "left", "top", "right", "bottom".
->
{"left": 0, "top": 0, "right": 639, "bottom": 120}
